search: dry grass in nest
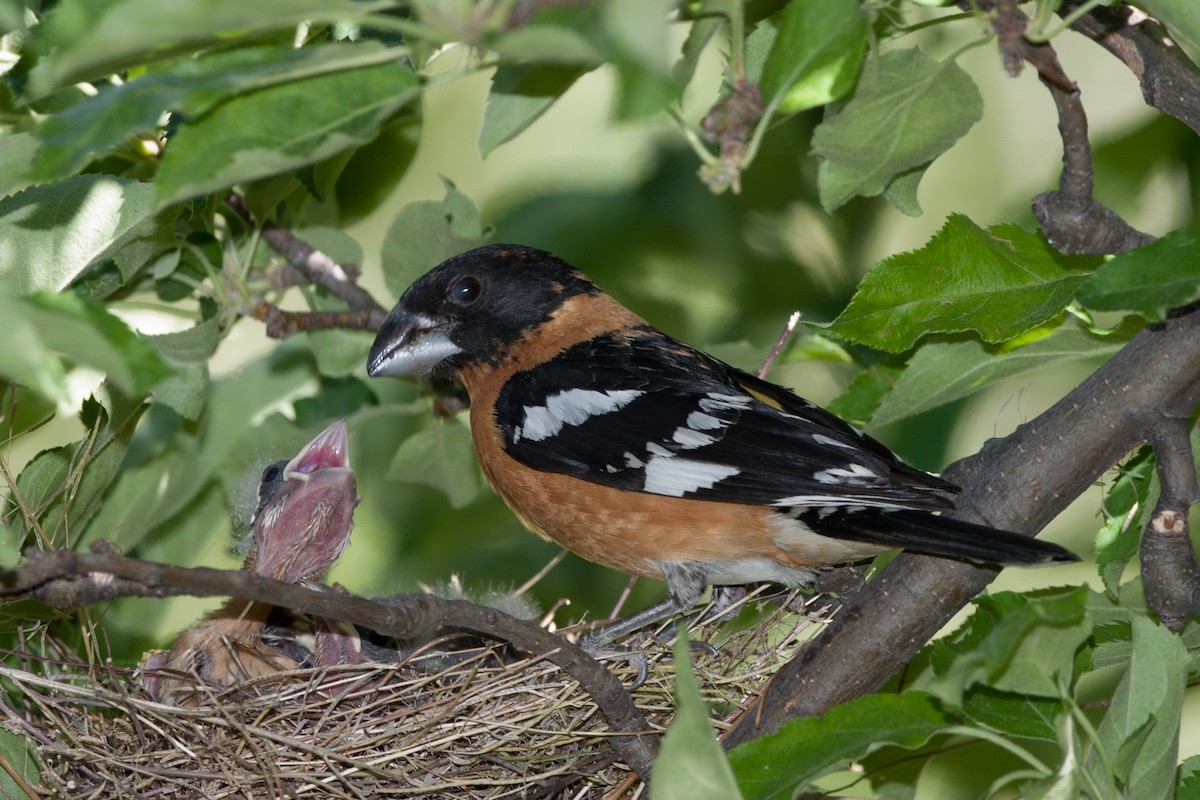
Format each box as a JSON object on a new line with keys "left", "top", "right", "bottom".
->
{"left": 0, "top": 591, "right": 833, "bottom": 799}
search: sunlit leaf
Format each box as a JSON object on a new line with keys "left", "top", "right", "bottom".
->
{"left": 0, "top": 176, "right": 161, "bottom": 296}
{"left": 760, "top": 0, "right": 867, "bottom": 114}
{"left": 26, "top": 0, "right": 388, "bottom": 97}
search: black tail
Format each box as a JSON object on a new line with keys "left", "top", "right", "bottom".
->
{"left": 805, "top": 508, "right": 1078, "bottom": 566}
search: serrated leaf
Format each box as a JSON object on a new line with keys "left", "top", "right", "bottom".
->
{"left": 33, "top": 43, "right": 404, "bottom": 182}
{"left": 155, "top": 61, "right": 420, "bottom": 206}
{"left": 1085, "top": 615, "right": 1187, "bottom": 799}
{"left": 26, "top": 0, "right": 387, "bottom": 97}
{"left": 1176, "top": 754, "right": 1200, "bottom": 800}
{"left": 0, "top": 175, "right": 161, "bottom": 296}
{"left": 480, "top": 63, "right": 587, "bottom": 155}
{"left": 868, "top": 314, "right": 1132, "bottom": 429}
{"left": 812, "top": 48, "right": 982, "bottom": 212}
{"left": 917, "top": 588, "right": 1090, "bottom": 707}
{"left": 760, "top": 0, "right": 867, "bottom": 114}
{"left": 386, "top": 421, "right": 481, "bottom": 509}
{"left": 1076, "top": 229, "right": 1200, "bottom": 322}
{"left": 729, "top": 692, "right": 951, "bottom": 800}
{"left": 828, "top": 215, "right": 1100, "bottom": 352}
{"left": 650, "top": 635, "right": 743, "bottom": 800}
{"left": 381, "top": 181, "right": 489, "bottom": 298}
{"left": 1135, "top": 0, "right": 1200, "bottom": 53}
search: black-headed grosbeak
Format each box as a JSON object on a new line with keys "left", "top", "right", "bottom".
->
{"left": 142, "top": 420, "right": 358, "bottom": 701}
{"left": 366, "top": 245, "right": 1076, "bottom": 644}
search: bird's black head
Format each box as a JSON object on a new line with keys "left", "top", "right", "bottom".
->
{"left": 367, "top": 244, "right": 598, "bottom": 381}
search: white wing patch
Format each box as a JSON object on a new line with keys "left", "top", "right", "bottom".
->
{"left": 812, "top": 463, "right": 879, "bottom": 485}
{"left": 811, "top": 433, "right": 857, "bottom": 450}
{"left": 643, "top": 445, "right": 740, "bottom": 497}
{"left": 517, "top": 389, "right": 643, "bottom": 442}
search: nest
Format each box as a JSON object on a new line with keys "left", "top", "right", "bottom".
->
{"left": 0, "top": 592, "right": 830, "bottom": 799}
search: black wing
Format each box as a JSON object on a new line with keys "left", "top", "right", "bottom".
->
{"left": 495, "top": 328, "right": 955, "bottom": 511}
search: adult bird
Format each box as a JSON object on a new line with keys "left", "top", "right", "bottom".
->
{"left": 366, "top": 245, "right": 1076, "bottom": 646}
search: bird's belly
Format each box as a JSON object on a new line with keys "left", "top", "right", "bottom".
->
{"left": 478, "top": 447, "right": 850, "bottom": 583}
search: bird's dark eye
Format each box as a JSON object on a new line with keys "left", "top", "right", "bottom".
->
{"left": 261, "top": 463, "right": 283, "bottom": 484}
{"left": 450, "top": 276, "right": 481, "bottom": 305}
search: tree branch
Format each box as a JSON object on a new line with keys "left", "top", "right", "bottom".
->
{"left": 723, "top": 304, "right": 1200, "bottom": 746}
{"left": 0, "top": 543, "right": 659, "bottom": 780}
{"left": 224, "top": 193, "right": 389, "bottom": 336}
{"left": 1065, "top": 2, "right": 1200, "bottom": 136}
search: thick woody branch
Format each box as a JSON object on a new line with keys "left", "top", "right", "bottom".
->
{"left": 1142, "top": 419, "right": 1200, "bottom": 630}
{"left": 723, "top": 304, "right": 1200, "bottom": 746}
{"left": 1065, "top": 2, "right": 1200, "bottom": 136}
{"left": 0, "top": 543, "right": 658, "bottom": 780}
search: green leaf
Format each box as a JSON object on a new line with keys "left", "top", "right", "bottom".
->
{"left": 480, "top": 64, "right": 588, "bottom": 156}
{"left": 381, "top": 180, "right": 489, "bottom": 298}
{"left": 918, "top": 588, "right": 1090, "bottom": 707}
{"left": 0, "top": 728, "right": 38, "bottom": 799}
{"left": 1076, "top": 229, "right": 1200, "bottom": 322}
{"left": 0, "top": 296, "right": 70, "bottom": 403}
{"left": 961, "top": 688, "right": 1062, "bottom": 742}
{"left": 26, "top": 0, "right": 388, "bottom": 97}
{"left": 33, "top": 43, "right": 406, "bottom": 182}
{"left": 155, "top": 61, "right": 420, "bottom": 206}
{"left": 760, "top": 0, "right": 867, "bottom": 114}
{"left": 603, "top": 0, "right": 680, "bottom": 119}
{"left": 79, "top": 436, "right": 208, "bottom": 551}
{"left": 12, "top": 385, "right": 147, "bottom": 549}
{"left": 1096, "top": 447, "right": 1156, "bottom": 596}
{"left": 386, "top": 420, "right": 481, "bottom": 509}
{"left": 0, "top": 175, "right": 161, "bottom": 296}
{"left": 29, "top": 292, "right": 173, "bottom": 396}
{"left": 1134, "top": 0, "right": 1200, "bottom": 53}
{"left": 0, "top": 132, "right": 41, "bottom": 199}
{"left": 729, "top": 692, "right": 951, "bottom": 800}
{"left": 825, "top": 362, "right": 903, "bottom": 428}
{"left": 651, "top": 635, "right": 743, "bottom": 800}
{"left": 812, "top": 48, "right": 982, "bottom": 212}
{"left": 1177, "top": 754, "right": 1200, "bottom": 800}
{"left": 1086, "top": 615, "right": 1187, "bottom": 799}
{"left": 868, "top": 314, "right": 1134, "bottom": 429}
{"left": 489, "top": 24, "right": 605, "bottom": 65}
{"left": 827, "top": 215, "right": 1100, "bottom": 352}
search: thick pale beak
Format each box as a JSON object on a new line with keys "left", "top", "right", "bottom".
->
{"left": 367, "top": 312, "right": 462, "bottom": 377}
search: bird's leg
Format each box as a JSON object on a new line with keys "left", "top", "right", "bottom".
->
{"left": 577, "top": 563, "right": 714, "bottom": 688}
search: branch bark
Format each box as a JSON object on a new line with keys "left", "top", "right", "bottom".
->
{"left": 0, "top": 544, "right": 659, "bottom": 780}
{"left": 723, "top": 304, "right": 1200, "bottom": 746}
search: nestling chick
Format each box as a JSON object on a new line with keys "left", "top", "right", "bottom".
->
{"left": 141, "top": 420, "right": 358, "bottom": 702}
